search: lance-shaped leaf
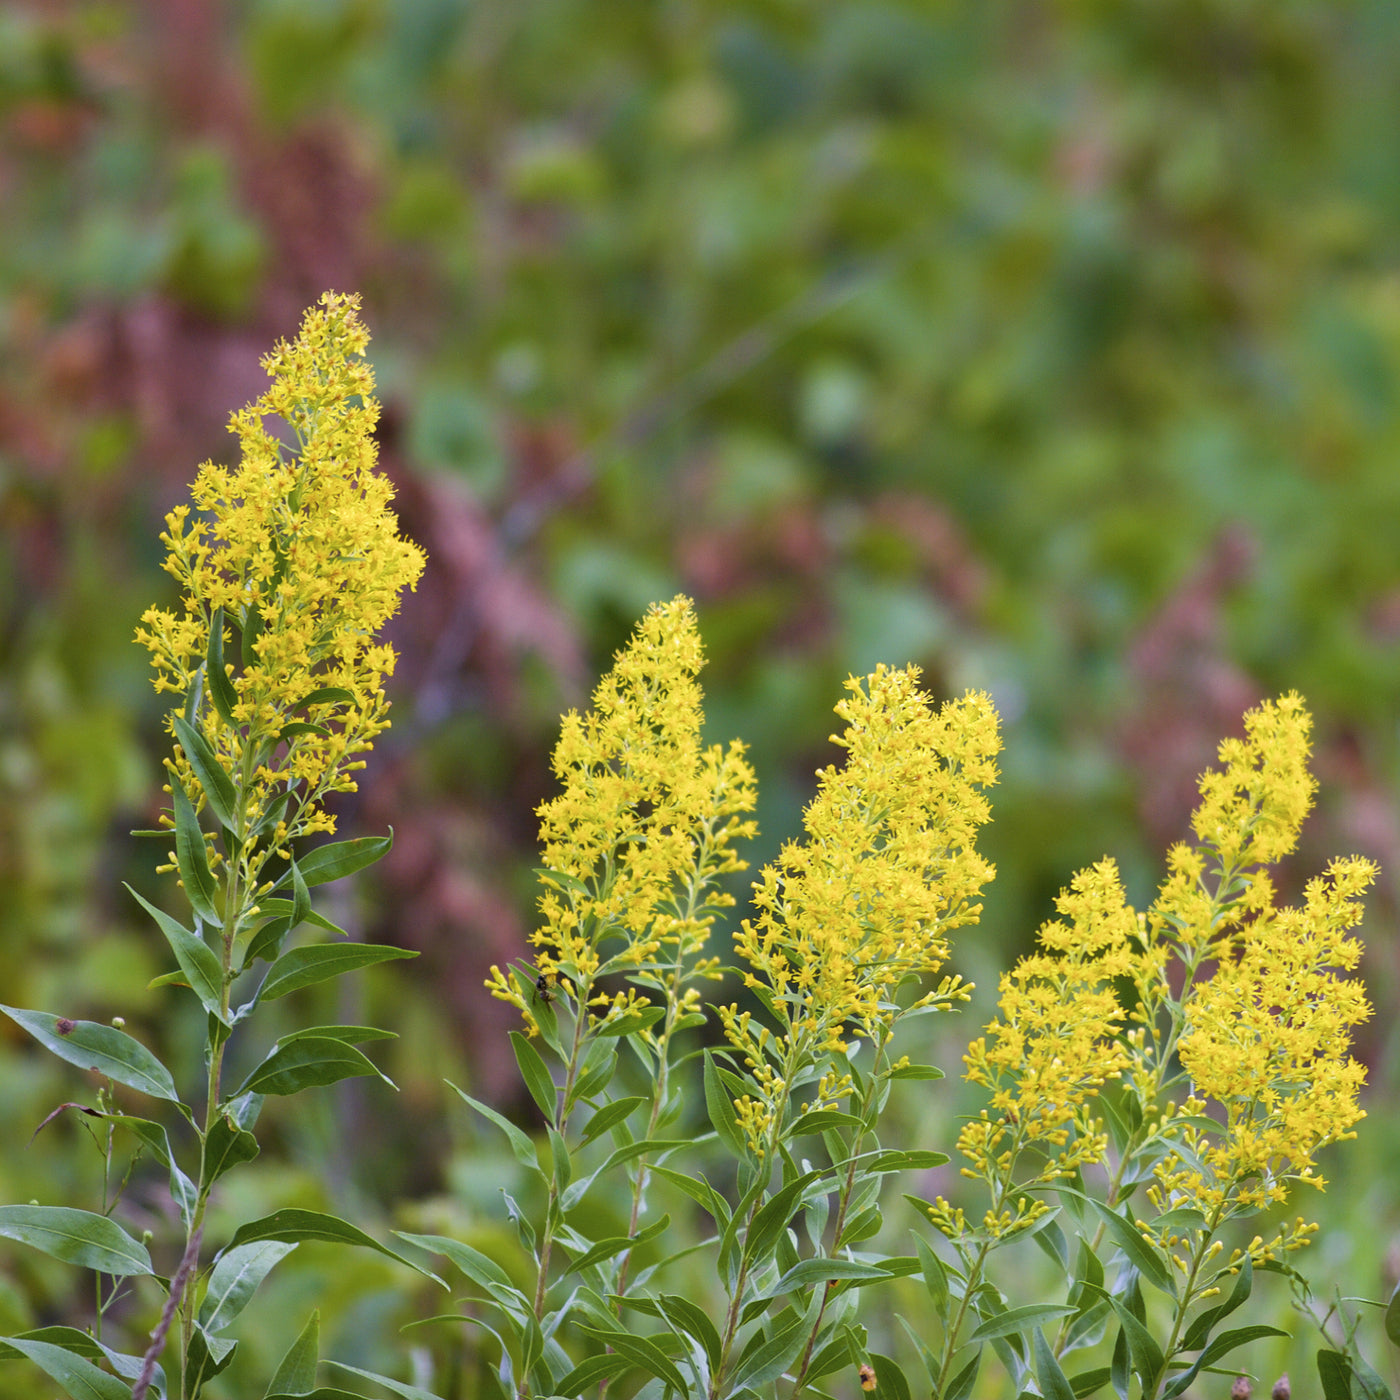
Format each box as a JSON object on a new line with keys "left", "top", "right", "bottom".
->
{"left": 171, "top": 714, "right": 238, "bottom": 834}
{"left": 260, "top": 944, "right": 416, "bottom": 1001}
{"left": 323, "top": 1360, "right": 445, "bottom": 1400}
{"left": 1034, "top": 1327, "right": 1077, "bottom": 1400}
{"left": 235, "top": 1036, "right": 394, "bottom": 1097}
{"left": 205, "top": 606, "right": 240, "bottom": 725}
{"left": 172, "top": 780, "right": 220, "bottom": 925}
{"left": 0, "top": 1206, "right": 152, "bottom": 1276}
{"left": 199, "top": 1241, "right": 298, "bottom": 1334}
{"left": 703, "top": 1050, "right": 747, "bottom": 1157}
{"left": 447, "top": 1081, "right": 540, "bottom": 1172}
{"left": 510, "top": 1030, "right": 557, "bottom": 1120}
{"left": 293, "top": 833, "right": 393, "bottom": 888}
{"left": 221, "top": 1208, "right": 445, "bottom": 1285}
{"left": 125, "top": 886, "right": 227, "bottom": 1022}
{"left": 0, "top": 1326, "right": 162, "bottom": 1395}
{"left": 393, "top": 1233, "right": 513, "bottom": 1292}
{"left": 0, "top": 1006, "right": 179, "bottom": 1101}
{"left": 0, "top": 1335, "right": 131, "bottom": 1400}
{"left": 579, "top": 1326, "right": 688, "bottom": 1395}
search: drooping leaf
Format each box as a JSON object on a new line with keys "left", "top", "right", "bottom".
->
{"left": 393, "top": 1233, "right": 513, "bottom": 1292}
{"left": 1079, "top": 1194, "right": 1176, "bottom": 1299}
{"left": 655, "top": 1293, "right": 722, "bottom": 1374}
{"left": 125, "top": 886, "right": 227, "bottom": 1022}
{"left": 323, "top": 1359, "right": 446, "bottom": 1400}
{"left": 768, "top": 1257, "right": 892, "bottom": 1298}
{"left": 0, "top": 1006, "right": 179, "bottom": 1101}
{"left": 563, "top": 1214, "right": 670, "bottom": 1275}
{"left": 0, "top": 1335, "right": 130, "bottom": 1400}
{"left": 447, "top": 1081, "right": 540, "bottom": 1171}
{"left": 223, "top": 1209, "right": 444, "bottom": 1285}
{"left": 970, "top": 1304, "right": 1078, "bottom": 1344}
{"left": 0, "top": 1326, "right": 161, "bottom": 1395}
{"left": 259, "top": 944, "right": 416, "bottom": 1001}
{"left": 869, "top": 1352, "right": 913, "bottom": 1400}
{"left": 0, "top": 1206, "right": 152, "bottom": 1276}
{"left": 235, "top": 1036, "right": 393, "bottom": 1097}
{"left": 1318, "top": 1349, "right": 1353, "bottom": 1400}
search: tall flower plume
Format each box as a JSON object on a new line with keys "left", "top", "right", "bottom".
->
{"left": 134, "top": 292, "right": 426, "bottom": 856}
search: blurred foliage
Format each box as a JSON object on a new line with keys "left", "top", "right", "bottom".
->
{"left": 2, "top": 0, "right": 1400, "bottom": 1394}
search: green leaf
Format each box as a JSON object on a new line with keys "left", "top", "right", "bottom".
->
{"left": 125, "top": 885, "right": 227, "bottom": 1023}
{"left": 295, "top": 833, "right": 393, "bottom": 887}
{"left": 869, "top": 1353, "right": 912, "bottom": 1400}
{"left": 651, "top": 1165, "right": 731, "bottom": 1227}
{"left": 579, "top": 1096, "right": 645, "bottom": 1146}
{"left": 595, "top": 1006, "right": 665, "bottom": 1038}
{"left": 107, "top": 1115, "right": 197, "bottom": 1225}
{"left": 1110, "top": 1326, "right": 1129, "bottom": 1400}
{"left": 447, "top": 1081, "right": 540, "bottom": 1172}
{"left": 278, "top": 1025, "right": 397, "bottom": 1046}
{"left": 265, "top": 1310, "right": 318, "bottom": 1398}
{"left": 564, "top": 1215, "right": 669, "bottom": 1275}
{"left": 0, "top": 1326, "right": 158, "bottom": 1392}
{"left": 510, "top": 1030, "right": 558, "bottom": 1120}
{"left": 0, "top": 1336, "right": 130, "bottom": 1400}
{"left": 1318, "top": 1349, "right": 1353, "bottom": 1400}
{"left": 1104, "top": 1295, "right": 1164, "bottom": 1390}
{"left": 868, "top": 1150, "right": 948, "bottom": 1173}
{"left": 790, "top": 1109, "right": 865, "bottom": 1135}
{"left": 172, "top": 714, "right": 239, "bottom": 834}
{"left": 886, "top": 1063, "right": 945, "bottom": 1081}
{"left": 204, "top": 1111, "right": 260, "bottom": 1185}
{"left": 184, "top": 1324, "right": 237, "bottom": 1393}
{"left": 172, "top": 780, "right": 221, "bottom": 924}
{"left": 656, "top": 1293, "right": 722, "bottom": 1373}
{"left": 1385, "top": 1284, "right": 1400, "bottom": 1350}
{"left": 946, "top": 1349, "right": 981, "bottom": 1400}
{"left": 0, "top": 1206, "right": 152, "bottom": 1276}
{"left": 769, "top": 1257, "right": 891, "bottom": 1298}
{"left": 0, "top": 1006, "right": 179, "bottom": 1101}
{"left": 260, "top": 944, "right": 416, "bottom": 1001}
{"left": 279, "top": 721, "right": 331, "bottom": 741}
{"left": 970, "top": 1304, "right": 1078, "bottom": 1344}
{"left": 290, "top": 857, "right": 311, "bottom": 932}
{"left": 323, "top": 1359, "right": 446, "bottom": 1400}
{"left": 1034, "top": 1327, "right": 1077, "bottom": 1400}
{"left": 1078, "top": 1195, "right": 1176, "bottom": 1299}
{"left": 236, "top": 1036, "right": 393, "bottom": 1097}
{"left": 914, "top": 1234, "right": 949, "bottom": 1313}
{"left": 553, "top": 1354, "right": 633, "bottom": 1397}
{"left": 223, "top": 1209, "right": 445, "bottom": 1285}
{"left": 732, "top": 1314, "right": 810, "bottom": 1392}
{"left": 703, "top": 1050, "right": 748, "bottom": 1156}
{"left": 393, "top": 1233, "right": 513, "bottom": 1292}
{"left": 205, "top": 607, "right": 240, "bottom": 726}
{"left": 252, "top": 899, "right": 346, "bottom": 937}
{"left": 579, "top": 1326, "right": 687, "bottom": 1395}
{"left": 1181, "top": 1257, "right": 1253, "bottom": 1353}
{"left": 745, "top": 1172, "right": 820, "bottom": 1266}
{"left": 1162, "top": 1326, "right": 1290, "bottom": 1400}
{"left": 1069, "top": 1366, "right": 1112, "bottom": 1398}
{"left": 199, "top": 1240, "right": 297, "bottom": 1333}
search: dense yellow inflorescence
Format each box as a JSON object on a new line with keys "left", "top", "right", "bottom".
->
{"left": 135, "top": 292, "right": 426, "bottom": 854}
{"left": 724, "top": 667, "right": 1000, "bottom": 1151}
{"left": 488, "top": 596, "right": 758, "bottom": 1033}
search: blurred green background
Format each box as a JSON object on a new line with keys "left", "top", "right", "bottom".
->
{"left": 2, "top": 0, "right": 1399, "bottom": 1394}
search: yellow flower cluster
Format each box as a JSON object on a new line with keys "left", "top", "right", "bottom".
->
{"left": 936, "top": 860, "right": 1137, "bottom": 1239}
{"left": 488, "top": 596, "right": 757, "bottom": 1031}
{"left": 135, "top": 292, "right": 426, "bottom": 850}
{"left": 1174, "top": 857, "right": 1373, "bottom": 1204}
{"left": 733, "top": 668, "right": 1000, "bottom": 1050}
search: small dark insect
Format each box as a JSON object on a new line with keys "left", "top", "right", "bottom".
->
{"left": 533, "top": 973, "right": 557, "bottom": 1005}
{"left": 859, "top": 1363, "right": 877, "bottom": 1392}
{"left": 55, "top": 1018, "right": 76, "bottom": 1036}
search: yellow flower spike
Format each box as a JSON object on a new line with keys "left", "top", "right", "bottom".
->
{"left": 135, "top": 293, "right": 425, "bottom": 854}
{"left": 525, "top": 597, "right": 757, "bottom": 1021}
{"left": 731, "top": 669, "right": 1000, "bottom": 1059}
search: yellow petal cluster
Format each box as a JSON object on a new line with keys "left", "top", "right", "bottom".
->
{"left": 941, "top": 859, "right": 1136, "bottom": 1238}
{"left": 488, "top": 596, "right": 757, "bottom": 1030}
{"left": 134, "top": 292, "right": 426, "bottom": 851}
{"left": 733, "top": 668, "right": 1000, "bottom": 1049}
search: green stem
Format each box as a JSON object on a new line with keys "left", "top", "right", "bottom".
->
{"left": 1143, "top": 1201, "right": 1227, "bottom": 1400}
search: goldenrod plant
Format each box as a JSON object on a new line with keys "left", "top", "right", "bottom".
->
{"left": 0, "top": 293, "right": 431, "bottom": 1400}
{"left": 1, "top": 298, "right": 1396, "bottom": 1400}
